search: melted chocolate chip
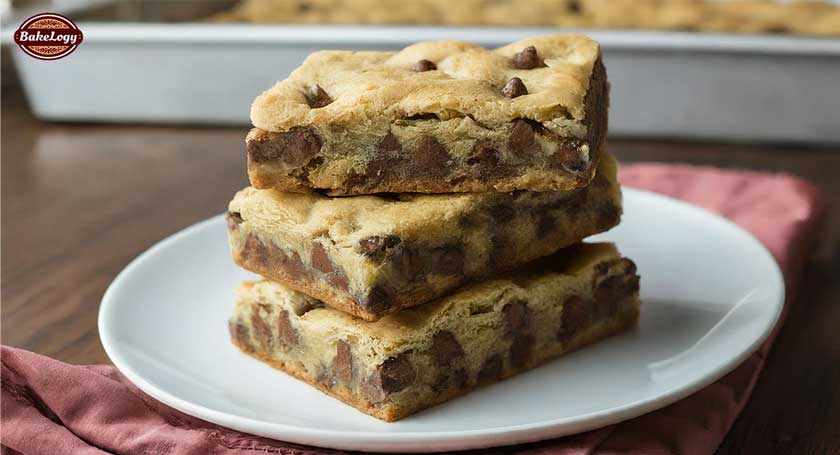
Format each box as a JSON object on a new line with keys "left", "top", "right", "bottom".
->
{"left": 242, "top": 235, "right": 307, "bottom": 280}
{"left": 509, "top": 334, "right": 534, "bottom": 368}
{"left": 558, "top": 295, "right": 588, "bottom": 341}
{"left": 595, "top": 273, "right": 640, "bottom": 319}
{"left": 310, "top": 242, "right": 333, "bottom": 274}
{"left": 248, "top": 127, "right": 322, "bottom": 166}
{"left": 358, "top": 235, "right": 401, "bottom": 257}
{"left": 361, "top": 374, "right": 386, "bottom": 405}
{"left": 363, "top": 286, "right": 392, "bottom": 314}
{"left": 466, "top": 143, "right": 500, "bottom": 167}
{"left": 364, "top": 156, "right": 402, "bottom": 185}
{"left": 276, "top": 310, "right": 297, "bottom": 348}
{"left": 478, "top": 354, "right": 503, "bottom": 383}
{"left": 432, "top": 330, "right": 464, "bottom": 366}
{"left": 250, "top": 304, "right": 273, "bottom": 350}
{"left": 414, "top": 59, "right": 437, "bottom": 72}
{"left": 512, "top": 46, "right": 542, "bottom": 69}
{"left": 379, "top": 354, "right": 416, "bottom": 393}
{"left": 415, "top": 136, "right": 449, "bottom": 174}
{"left": 434, "top": 368, "right": 467, "bottom": 391}
{"left": 502, "top": 77, "right": 528, "bottom": 98}
{"left": 228, "top": 321, "right": 252, "bottom": 350}
{"left": 503, "top": 300, "right": 531, "bottom": 335}
{"left": 330, "top": 340, "right": 353, "bottom": 386}
{"left": 508, "top": 119, "right": 538, "bottom": 157}
{"left": 304, "top": 84, "right": 332, "bottom": 108}
{"left": 329, "top": 273, "right": 349, "bottom": 291}
{"left": 566, "top": 0, "right": 581, "bottom": 14}
{"left": 378, "top": 132, "right": 402, "bottom": 152}
{"left": 549, "top": 147, "right": 586, "bottom": 173}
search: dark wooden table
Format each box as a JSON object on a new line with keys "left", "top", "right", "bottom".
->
{"left": 2, "top": 86, "right": 838, "bottom": 454}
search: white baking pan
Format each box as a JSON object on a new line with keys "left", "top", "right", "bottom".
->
{"left": 2, "top": 17, "right": 839, "bottom": 143}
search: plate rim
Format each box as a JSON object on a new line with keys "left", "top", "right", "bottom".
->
{"left": 98, "top": 188, "right": 785, "bottom": 452}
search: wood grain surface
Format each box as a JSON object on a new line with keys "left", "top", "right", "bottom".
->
{"left": 1, "top": 87, "right": 837, "bottom": 454}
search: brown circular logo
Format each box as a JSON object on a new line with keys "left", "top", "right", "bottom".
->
{"left": 13, "top": 13, "right": 83, "bottom": 60}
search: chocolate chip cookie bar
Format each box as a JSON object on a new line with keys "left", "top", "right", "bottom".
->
{"left": 229, "top": 242, "right": 640, "bottom": 421}
{"left": 227, "top": 153, "right": 621, "bottom": 321}
{"left": 247, "top": 34, "right": 608, "bottom": 195}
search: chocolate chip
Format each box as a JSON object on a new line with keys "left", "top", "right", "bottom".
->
{"left": 513, "top": 46, "right": 541, "bottom": 69}
{"left": 432, "top": 245, "right": 465, "bottom": 276}
{"left": 434, "top": 368, "right": 467, "bottom": 391}
{"left": 595, "top": 273, "right": 640, "bottom": 319}
{"left": 329, "top": 273, "right": 349, "bottom": 291}
{"left": 467, "top": 142, "right": 500, "bottom": 166}
{"left": 378, "top": 354, "right": 416, "bottom": 393}
{"left": 432, "top": 331, "right": 464, "bottom": 366}
{"left": 326, "top": 340, "right": 353, "bottom": 386}
{"left": 415, "top": 136, "right": 449, "bottom": 174}
{"left": 508, "top": 119, "right": 537, "bottom": 156}
{"left": 502, "top": 77, "right": 528, "bottom": 98}
{"left": 378, "top": 132, "right": 401, "bottom": 152}
{"left": 566, "top": 0, "right": 581, "bottom": 14}
{"left": 364, "top": 156, "right": 402, "bottom": 185}
{"left": 250, "top": 304, "right": 273, "bottom": 350}
{"left": 247, "top": 127, "right": 322, "bottom": 167}
{"left": 304, "top": 84, "right": 332, "bottom": 108}
{"left": 503, "top": 300, "right": 531, "bottom": 335}
{"left": 477, "top": 354, "right": 503, "bottom": 383}
{"left": 242, "top": 235, "right": 309, "bottom": 280}
{"left": 558, "top": 295, "right": 588, "bottom": 341}
{"left": 363, "top": 286, "right": 392, "bottom": 314}
{"left": 358, "top": 235, "right": 401, "bottom": 257}
{"left": 509, "top": 334, "right": 534, "bottom": 368}
{"left": 276, "top": 310, "right": 297, "bottom": 348}
{"left": 225, "top": 211, "right": 243, "bottom": 230}
{"left": 360, "top": 374, "right": 385, "bottom": 405}
{"left": 549, "top": 146, "right": 586, "bottom": 173}
{"left": 414, "top": 59, "right": 437, "bottom": 72}
{"left": 228, "top": 321, "right": 252, "bottom": 350}
{"left": 310, "top": 242, "right": 334, "bottom": 274}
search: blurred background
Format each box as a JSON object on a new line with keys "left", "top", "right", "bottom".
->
{"left": 1, "top": 0, "right": 839, "bottom": 143}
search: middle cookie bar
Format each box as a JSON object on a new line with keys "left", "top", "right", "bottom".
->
{"left": 227, "top": 154, "right": 621, "bottom": 321}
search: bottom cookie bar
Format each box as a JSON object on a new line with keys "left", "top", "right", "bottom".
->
{"left": 229, "top": 243, "right": 640, "bottom": 421}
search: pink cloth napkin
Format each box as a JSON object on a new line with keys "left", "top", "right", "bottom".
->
{"left": 1, "top": 163, "right": 827, "bottom": 455}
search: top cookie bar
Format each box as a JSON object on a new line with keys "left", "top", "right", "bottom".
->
{"left": 248, "top": 34, "right": 608, "bottom": 195}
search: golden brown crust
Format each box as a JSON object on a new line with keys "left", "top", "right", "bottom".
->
{"left": 229, "top": 155, "right": 621, "bottom": 321}
{"left": 245, "top": 35, "right": 607, "bottom": 194}
{"left": 231, "top": 306, "right": 639, "bottom": 421}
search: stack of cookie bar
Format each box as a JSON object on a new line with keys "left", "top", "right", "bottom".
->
{"left": 225, "top": 34, "right": 640, "bottom": 421}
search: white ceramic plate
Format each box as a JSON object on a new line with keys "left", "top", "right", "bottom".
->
{"left": 99, "top": 189, "right": 784, "bottom": 452}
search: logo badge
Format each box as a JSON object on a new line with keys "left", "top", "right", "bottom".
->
{"left": 14, "top": 13, "right": 83, "bottom": 60}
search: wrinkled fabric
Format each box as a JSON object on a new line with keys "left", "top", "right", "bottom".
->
{"left": 1, "top": 163, "right": 827, "bottom": 455}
